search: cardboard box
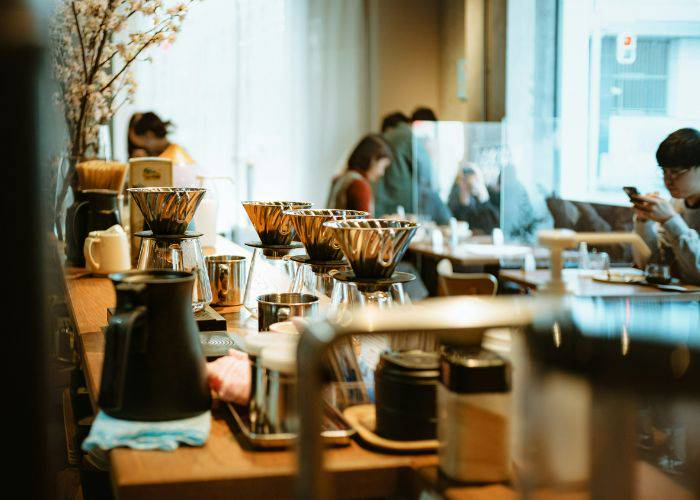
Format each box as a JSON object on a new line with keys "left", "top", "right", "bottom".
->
{"left": 128, "top": 157, "right": 173, "bottom": 264}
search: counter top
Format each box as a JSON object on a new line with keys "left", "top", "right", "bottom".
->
{"left": 65, "top": 237, "right": 692, "bottom": 499}
{"left": 65, "top": 237, "right": 440, "bottom": 499}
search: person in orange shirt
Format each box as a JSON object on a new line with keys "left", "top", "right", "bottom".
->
{"left": 127, "top": 112, "right": 194, "bottom": 165}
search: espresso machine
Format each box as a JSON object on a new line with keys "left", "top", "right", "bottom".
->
{"left": 283, "top": 209, "right": 368, "bottom": 298}
{"left": 241, "top": 201, "right": 312, "bottom": 316}
{"left": 128, "top": 187, "right": 212, "bottom": 311}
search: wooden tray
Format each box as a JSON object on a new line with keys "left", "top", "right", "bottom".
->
{"left": 227, "top": 401, "right": 355, "bottom": 449}
{"left": 342, "top": 404, "right": 438, "bottom": 452}
{"left": 108, "top": 304, "right": 227, "bottom": 331}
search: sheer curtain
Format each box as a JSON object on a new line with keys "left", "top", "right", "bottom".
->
{"left": 114, "top": 0, "right": 369, "bottom": 234}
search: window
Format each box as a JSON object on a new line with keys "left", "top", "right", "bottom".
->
{"left": 557, "top": 0, "right": 700, "bottom": 203}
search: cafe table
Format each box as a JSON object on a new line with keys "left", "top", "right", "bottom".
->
{"left": 499, "top": 268, "right": 700, "bottom": 296}
{"left": 63, "top": 237, "right": 692, "bottom": 499}
{"left": 409, "top": 235, "right": 547, "bottom": 268}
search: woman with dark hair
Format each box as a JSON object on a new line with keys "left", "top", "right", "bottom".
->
{"left": 632, "top": 128, "right": 700, "bottom": 284}
{"left": 127, "top": 111, "right": 194, "bottom": 164}
{"left": 327, "top": 135, "right": 393, "bottom": 214}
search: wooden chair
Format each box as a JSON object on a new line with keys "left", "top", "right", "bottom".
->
{"left": 436, "top": 259, "right": 498, "bottom": 297}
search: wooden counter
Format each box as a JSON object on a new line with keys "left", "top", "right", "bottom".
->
{"left": 65, "top": 237, "right": 440, "bottom": 499}
{"left": 65, "top": 237, "right": 693, "bottom": 499}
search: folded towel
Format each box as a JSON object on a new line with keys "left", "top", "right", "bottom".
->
{"left": 207, "top": 349, "right": 251, "bottom": 405}
{"left": 82, "top": 410, "right": 211, "bottom": 452}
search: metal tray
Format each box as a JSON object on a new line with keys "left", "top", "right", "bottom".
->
{"left": 227, "top": 401, "right": 355, "bottom": 448}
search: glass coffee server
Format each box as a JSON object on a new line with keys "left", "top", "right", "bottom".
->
{"left": 128, "top": 187, "right": 212, "bottom": 311}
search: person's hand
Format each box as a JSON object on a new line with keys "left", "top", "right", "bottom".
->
{"left": 457, "top": 168, "right": 489, "bottom": 204}
{"left": 457, "top": 172, "right": 473, "bottom": 204}
{"left": 632, "top": 194, "right": 677, "bottom": 223}
{"left": 469, "top": 170, "right": 490, "bottom": 203}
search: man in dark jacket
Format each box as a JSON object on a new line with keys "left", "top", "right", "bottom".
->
{"left": 374, "top": 114, "right": 451, "bottom": 224}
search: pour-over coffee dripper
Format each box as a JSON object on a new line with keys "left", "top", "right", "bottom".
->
{"left": 128, "top": 187, "right": 212, "bottom": 311}
{"left": 284, "top": 209, "right": 368, "bottom": 297}
{"left": 241, "top": 201, "right": 312, "bottom": 317}
{"left": 323, "top": 218, "right": 419, "bottom": 286}
{"left": 323, "top": 219, "right": 427, "bottom": 369}
{"left": 324, "top": 217, "right": 417, "bottom": 309}
{"left": 130, "top": 187, "right": 206, "bottom": 235}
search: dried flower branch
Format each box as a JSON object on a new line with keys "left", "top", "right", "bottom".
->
{"left": 51, "top": 0, "right": 194, "bottom": 198}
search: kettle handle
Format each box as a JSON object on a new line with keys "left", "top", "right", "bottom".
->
{"left": 70, "top": 200, "right": 89, "bottom": 251}
{"left": 98, "top": 306, "right": 147, "bottom": 413}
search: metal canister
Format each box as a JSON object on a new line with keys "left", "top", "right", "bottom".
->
{"left": 256, "top": 292, "right": 318, "bottom": 332}
{"left": 206, "top": 255, "right": 247, "bottom": 306}
{"left": 438, "top": 346, "right": 511, "bottom": 483}
{"left": 374, "top": 350, "right": 440, "bottom": 441}
{"left": 242, "top": 333, "right": 297, "bottom": 433}
{"left": 261, "top": 343, "right": 298, "bottom": 434}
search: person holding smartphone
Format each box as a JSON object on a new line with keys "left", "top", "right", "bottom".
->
{"left": 631, "top": 128, "right": 700, "bottom": 284}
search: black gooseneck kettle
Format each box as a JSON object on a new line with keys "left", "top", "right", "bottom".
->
{"left": 99, "top": 270, "right": 211, "bottom": 421}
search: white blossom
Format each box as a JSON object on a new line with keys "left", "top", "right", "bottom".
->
{"left": 51, "top": 0, "right": 194, "bottom": 164}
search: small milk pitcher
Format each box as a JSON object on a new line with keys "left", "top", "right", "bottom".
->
{"left": 84, "top": 224, "right": 131, "bottom": 275}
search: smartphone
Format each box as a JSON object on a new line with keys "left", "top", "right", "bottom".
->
{"left": 623, "top": 186, "right": 640, "bottom": 200}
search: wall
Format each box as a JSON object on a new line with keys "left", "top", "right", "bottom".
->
{"left": 368, "top": 0, "right": 441, "bottom": 129}
{"left": 465, "top": 0, "right": 485, "bottom": 121}
{"left": 439, "top": 0, "right": 469, "bottom": 121}
{"left": 485, "top": 0, "right": 507, "bottom": 121}
{"left": 368, "top": 0, "right": 505, "bottom": 126}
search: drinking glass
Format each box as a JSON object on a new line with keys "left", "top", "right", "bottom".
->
{"left": 586, "top": 252, "right": 610, "bottom": 271}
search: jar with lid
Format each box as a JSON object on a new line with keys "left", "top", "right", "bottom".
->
{"left": 438, "top": 346, "right": 511, "bottom": 483}
{"left": 375, "top": 349, "right": 440, "bottom": 441}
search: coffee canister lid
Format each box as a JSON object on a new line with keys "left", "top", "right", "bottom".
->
{"left": 261, "top": 344, "right": 297, "bottom": 374}
{"left": 440, "top": 346, "right": 510, "bottom": 394}
{"left": 243, "top": 333, "right": 297, "bottom": 357}
{"left": 378, "top": 350, "right": 440, "bottom": 379}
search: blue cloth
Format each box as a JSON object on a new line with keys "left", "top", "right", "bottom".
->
{"left": 82, "top": 410, "right": 211, "bottom": 452}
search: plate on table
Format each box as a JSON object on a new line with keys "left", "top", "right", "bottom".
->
{"left": 591, "top": 270, "right": 645, "bottom": 284}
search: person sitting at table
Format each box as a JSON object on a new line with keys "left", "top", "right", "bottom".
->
{"left": 447, "top": 163, "right": 500, "bottom": 235}
{"left": 128, "top": 111, "right": 194, "bottom": 165}
{"left": 411, "top": 106, "right": 438, "bottom": 122}
{"left": 381, "top": 111, "right": 410, "bottom": 133}
{"left": 632, "top": 128, "right": 700, "bottom": 284}
{"left": 327, "top": 134, "right": 392, "bottom": 214}
{"left": 375, "top": 112, "right": 452, "bottom": 224}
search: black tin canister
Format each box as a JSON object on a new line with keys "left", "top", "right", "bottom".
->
{"left": 375, "top": 349, "right": 440, "bottom": 441}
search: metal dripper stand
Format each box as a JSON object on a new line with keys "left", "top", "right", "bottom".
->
{"left": 283, "top": 209, "right": 369, "bottom": 298}
{"left": 322, "top": 219, "right": 428, "bottom": 366}
{"left": 323, "top": 219, "right": 419, "bottom": 310}
{"left": 128, "top": 187, "right": 213, "bottom": 311}
{"left": 241, "top": 201, "right": 312, "bottom": 317}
